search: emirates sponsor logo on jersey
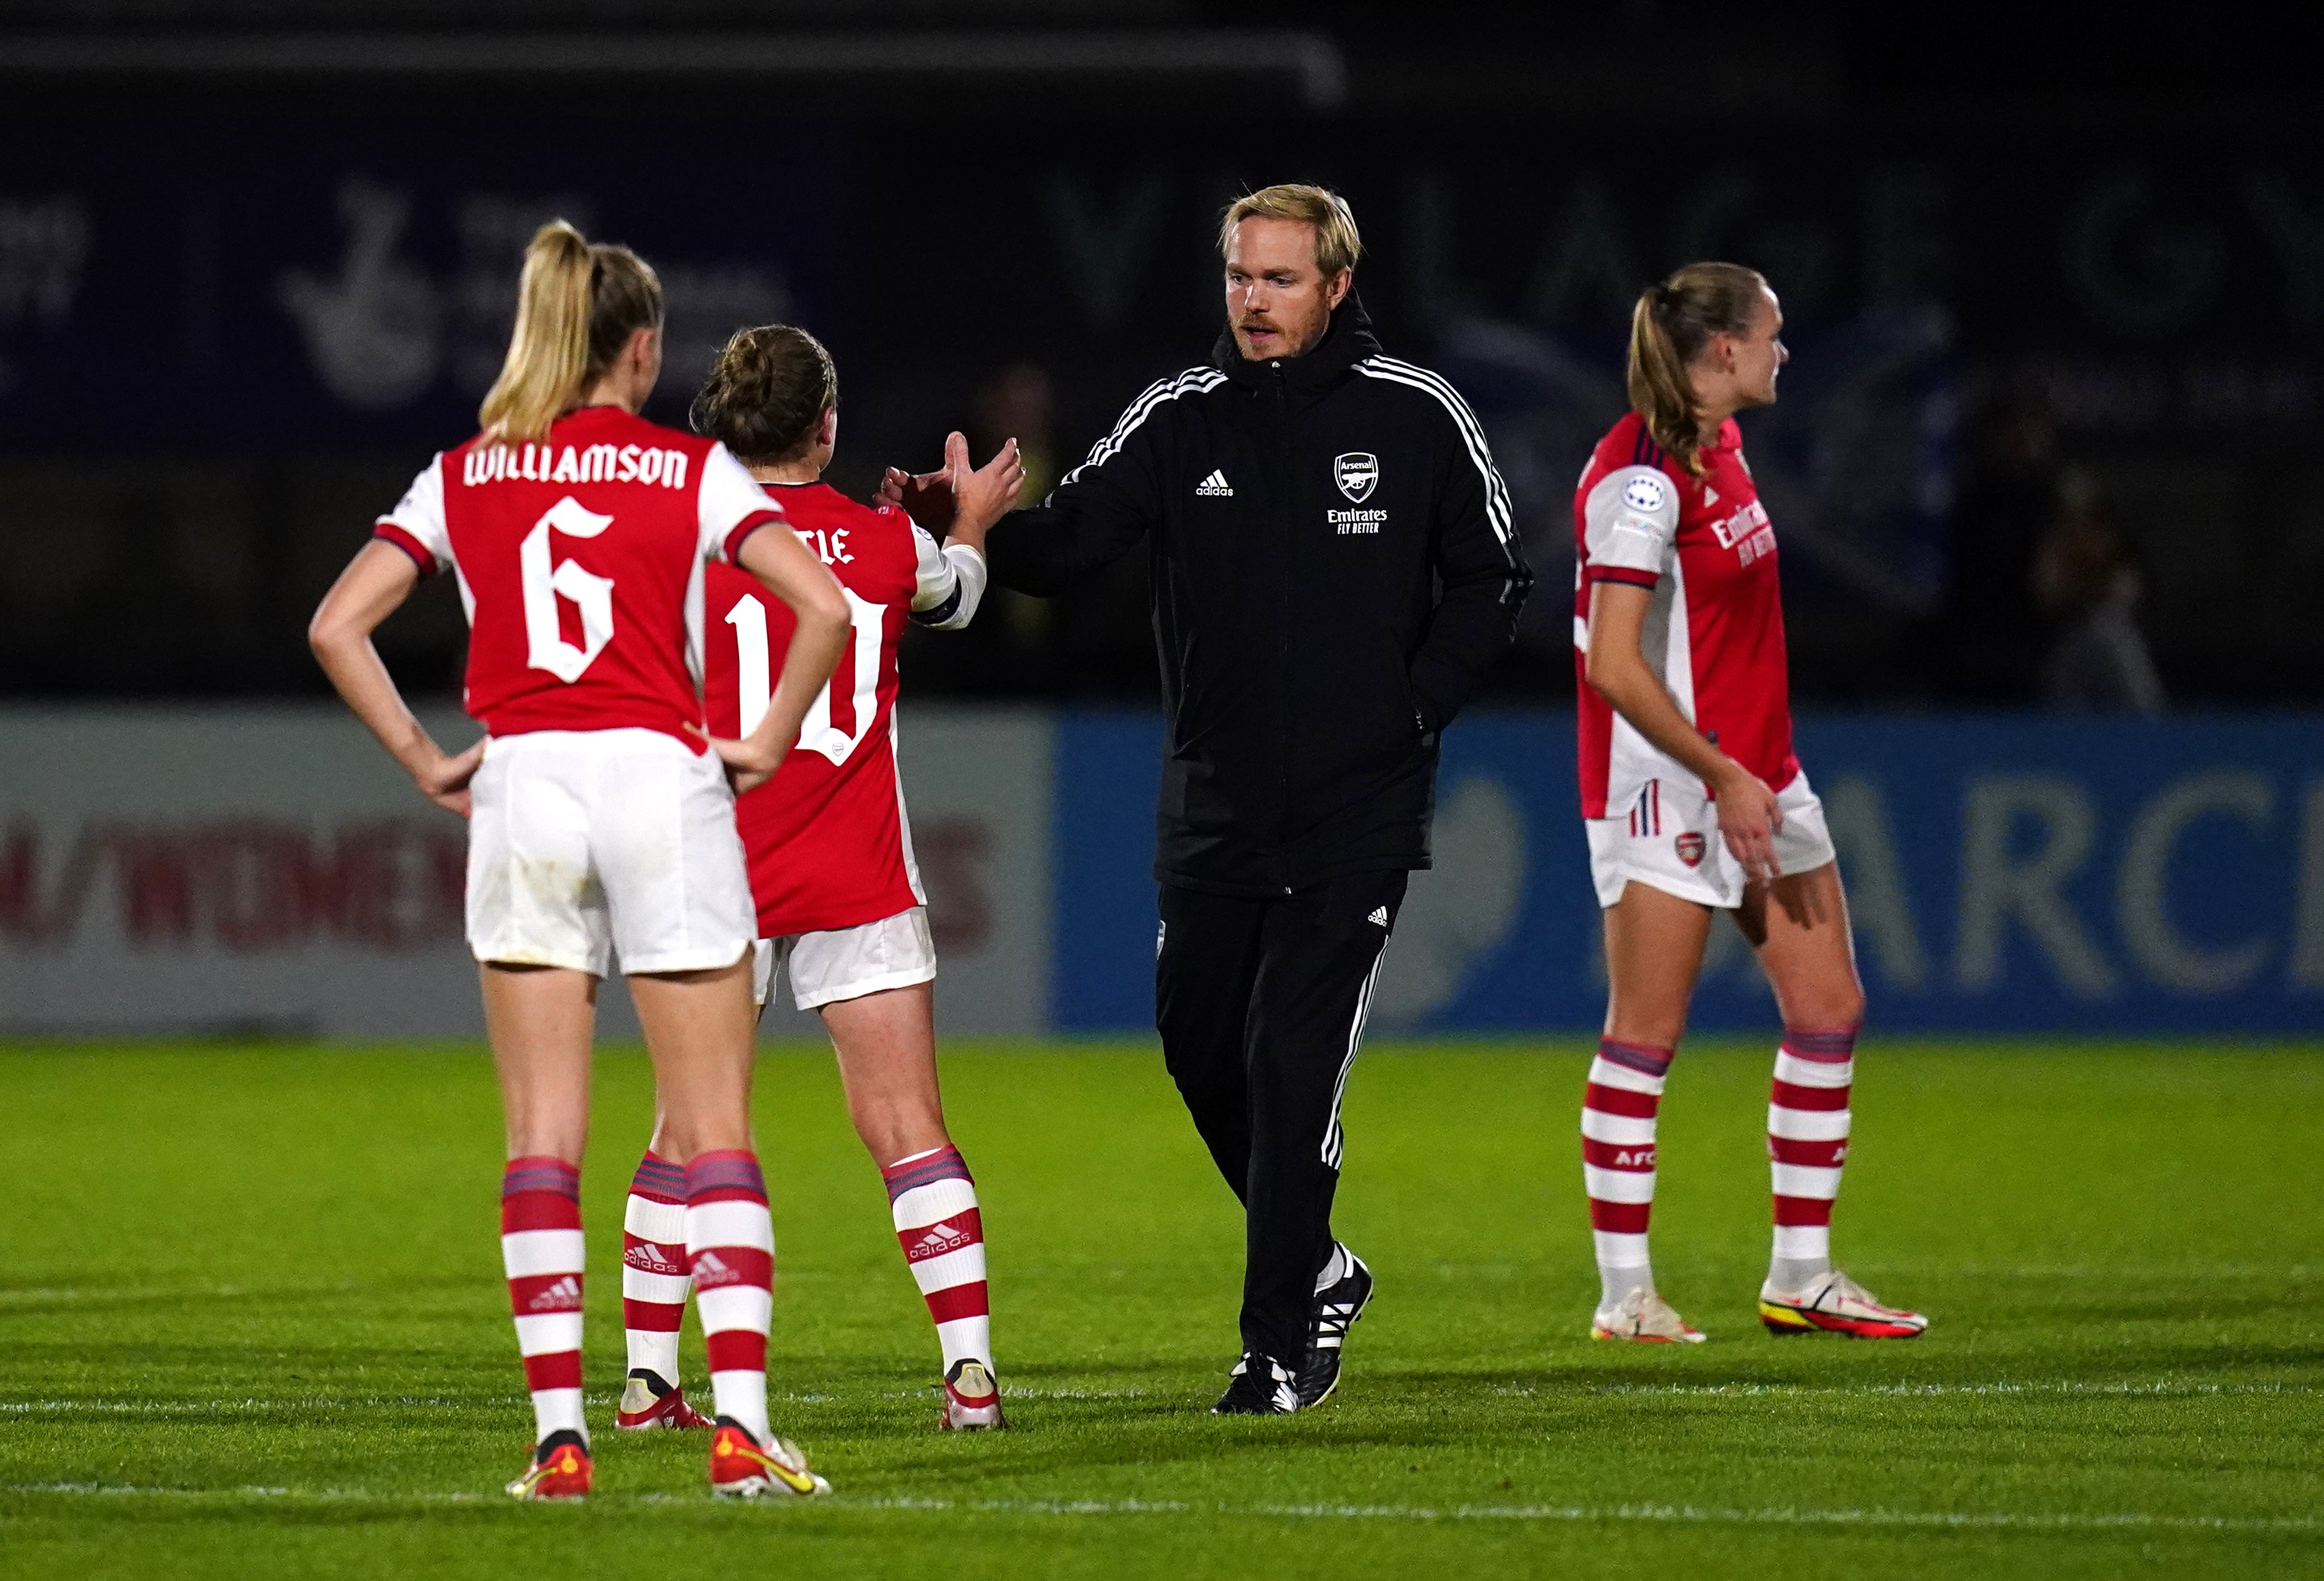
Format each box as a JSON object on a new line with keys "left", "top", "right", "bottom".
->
{"left": 464, "top": 442, "right": 691, "bottom": 491}
{"left": 1707, "top": 497, "right": 1770, "bottom": 550}
{"left": 1330, "top": 508, "right": 1386, "bottom": 536}
{"left": 1675, "top": 833, "right": 1707, "bottom": 868}
{"left": 623, "top": 1240, "right": 687, "bottom": 1277}
{"left": 1334, "top": 452, "right": 1380, "bottom": 502}
{"left": 908, "top": 1222, "right": 972, "bottom": 1262}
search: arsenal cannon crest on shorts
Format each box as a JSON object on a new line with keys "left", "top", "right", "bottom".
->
{"left": 1334, "top": 452, "right": 1379, "bottom": 502}
{"left": 1674, "top": 832, "right": 1707, "bottom": 868}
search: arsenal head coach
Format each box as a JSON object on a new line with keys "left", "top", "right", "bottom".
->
{"left": 931, "top": 184, "right": 1531, "bottom": 1413}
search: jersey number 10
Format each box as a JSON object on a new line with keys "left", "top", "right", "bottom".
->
{"left": 725, "top": 589, "right": 885, "bottom": 767}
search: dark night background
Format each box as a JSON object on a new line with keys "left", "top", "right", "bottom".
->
{"left": 2, "top": 2, "right": 2315, "bottom": 713}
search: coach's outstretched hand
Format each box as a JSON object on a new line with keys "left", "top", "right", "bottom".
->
{"left": 882, "top": 434, "right": 1023, "bottom": 554}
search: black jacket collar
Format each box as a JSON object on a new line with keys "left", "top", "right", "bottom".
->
{"left": 1211, "top": 289, "right": 1382, "bottom": 392}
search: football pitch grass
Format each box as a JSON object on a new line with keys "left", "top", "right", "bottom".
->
{"left": 1, "top": 1039, "right": 2318, "bottom": 1579}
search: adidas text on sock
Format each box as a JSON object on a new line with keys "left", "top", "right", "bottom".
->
{"left": 1769, "top": 1027, "right": 1855, "bottom": 1287}
{"left": 881, "top": 1144, "right": 993, "bottom": 1379}
{"left": 501, "top": 1155, "right": 587, "bottom": 1446}
{"left": 622, "top": 1151, "right": 690, "bottom": 1388}
{"left": 1583, "top": 1039, "right": 1672, "bottom": 1308}
{"left": 685, "top": 1149, "right": 775, "bottom": 1445}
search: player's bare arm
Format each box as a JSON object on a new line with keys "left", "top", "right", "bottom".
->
{"left": 713, "top": 523, "right": 850, "bottom": 794}
{"left": 308, "top": 539, "right": 484, "bottom": 818}
{"left": 1584, "top": 579, "right": 1782, "bottom": 884}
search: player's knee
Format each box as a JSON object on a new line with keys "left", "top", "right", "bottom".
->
{"left": 1790, "top": 987, "right": 1865, "bottom": 1035}
{"left": 1605, "top": 1013, "right": 1688, "bottom": 1052}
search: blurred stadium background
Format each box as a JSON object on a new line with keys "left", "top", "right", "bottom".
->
{"left": 2, "top": 0, "right": 2317, "bottom": 1041}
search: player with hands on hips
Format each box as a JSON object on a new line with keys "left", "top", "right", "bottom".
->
{"left": 309, "top": 221, "right": 849, "bottom": 1500}
{"left": 612, "top": 324, "right": 1022, "bottom": 1437}
{"left": 1573, "top": 262, "right": 1926, "bottom": 1345}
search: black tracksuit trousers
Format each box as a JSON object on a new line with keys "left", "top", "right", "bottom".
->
{"left": 1155, "top": 868, "right": 1406, "bottom": 1365}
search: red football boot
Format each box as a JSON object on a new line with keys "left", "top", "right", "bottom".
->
{"left": 938, "top": 1359, "right": 1006, "bottom": 1431}
{"left": 505, "top": 1432, "right": 592, "bottom": 1499}
{"left": 708, "top": 1420, "right": 830, "bottom": 1499}
{"left": 616, "top": 1372, "right": 716, "bottom": 1430}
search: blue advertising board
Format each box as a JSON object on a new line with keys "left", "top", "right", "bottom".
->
{"left": 0, "top": 121, "right": 844, "bottom": 448}
{"left": 1053, "top": 711, "right": 2324, "bottom": 1035}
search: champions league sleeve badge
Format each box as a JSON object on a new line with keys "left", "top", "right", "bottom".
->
{"left": 1622, "top": 473, "right": 1669, "bottom": 513}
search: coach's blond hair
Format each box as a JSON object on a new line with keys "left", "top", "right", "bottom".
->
{"left": 1628, "top": 262, "right": 1769, "bottom": 476}
{"left": 479, "top": 220, "right": 664, "bottom": 445}
{"left": 1218, "top": 184, "right": 1362, "bottom": 278}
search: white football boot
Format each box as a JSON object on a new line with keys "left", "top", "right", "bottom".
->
{"left": 1590, "top": 1286, "right": 1706, "bottom": 1343}
{"left": 1759, "top": 1269, "right": 1928, "bottom": 1338}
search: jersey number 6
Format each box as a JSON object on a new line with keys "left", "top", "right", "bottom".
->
{"left": 520, "top": 497, "right": 616, "bottom": 683}
{"left": 725, "top": 588, "right": 884, "bottom": 767}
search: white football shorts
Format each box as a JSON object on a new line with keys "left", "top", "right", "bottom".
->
{"left": 753, "top": 906, "right": 938, "bottom": 1013}
{"left": 466, "top": 727, "right": 757, "bottom": 977}
{"left": 1587, "top": 770, "right": 1837, "bottom": 910}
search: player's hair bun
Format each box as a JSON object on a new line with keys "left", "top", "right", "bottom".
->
{"left": 690, "top": 325, "right": 839, "bottom": 467}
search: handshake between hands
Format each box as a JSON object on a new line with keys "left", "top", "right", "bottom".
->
{"left": 879, "top": 431, "right": 1025, "bottom": 554}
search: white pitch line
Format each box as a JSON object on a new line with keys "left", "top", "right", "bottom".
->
{"left": 0, "top": 1397, "right": 479, "bottom": 1415}
{"left": 3, "top": 1483, "right": 2315, "bottom": 1538}
{"left": 1499, "top": 1380, "right": 2307, "bottom": 1400}
{"left": 4, "top": 1482, "right": 487, "bottom": 1506}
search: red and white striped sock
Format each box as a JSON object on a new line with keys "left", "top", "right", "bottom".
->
{"left": 1769, "top": 1027, "right": 1856, "bottom": 1292}
{"left": 685, "top": 1149, "right": 775, "bottom": 1443}
{"left": 881, "top": 1144, "right": 993, "bottom": 1378}
{"left": 1581, "top": 1038, "right": 1673, "bottom": 1310}
{"left": 500, "top": 1155, "right": 586, "bottom": 1446}
{"left": 622, "top": 1151, "right": 691, "bottom": 1389}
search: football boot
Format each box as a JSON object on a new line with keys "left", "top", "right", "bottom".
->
{"left": 709, "top": 1418, "right": 831, "bottom": 1499}
{"left": 1759, "top": 1269, "right": 1928, "bottom": 1339}
{"left": 1211, "top": 1352, "right": 1301, "bottom": 1415}
{"left": 1590, "top": 1287, "right": 1707, "bottom": 1343}
{"left": 505, "top": 1430, "right": 592, "bottom": 1499}
{"left": 616, "top": 1371, "right": 716, "bottom": 1431}
{"left": 939, "top": 1358, "right": 1006, "bottom": 1431}
{"left": 1296, "top": 1245, "right": 1375, "bottom": 1408}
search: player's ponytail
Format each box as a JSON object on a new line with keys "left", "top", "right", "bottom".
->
{"left": 1626, "top": 262, "right": 1768, "bottom": 477}
{"left": 479, "top": 220, "right": 664, "bottom": 445}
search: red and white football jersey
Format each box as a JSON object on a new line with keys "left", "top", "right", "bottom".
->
{"left": 374, "top": 405, "right": 785, "bottom": 747}
{"left": 1571, "top": 411, "right": 1799, "bottom": 820}
{"left": 701, "top": 482, "right": 985, "bottom": 940}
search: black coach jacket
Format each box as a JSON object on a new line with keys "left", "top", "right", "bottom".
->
{"left": 986, "top": 297, "right": 1533, "bottom": 898}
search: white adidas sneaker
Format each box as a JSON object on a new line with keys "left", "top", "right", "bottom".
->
{"left": 1590, "top": 1287, "right": 1706, "bottom": 1343}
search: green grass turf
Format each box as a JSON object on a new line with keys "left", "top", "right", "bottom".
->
{"left": 0, "top": 1038, "right": 2318, "bottom": 1579}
